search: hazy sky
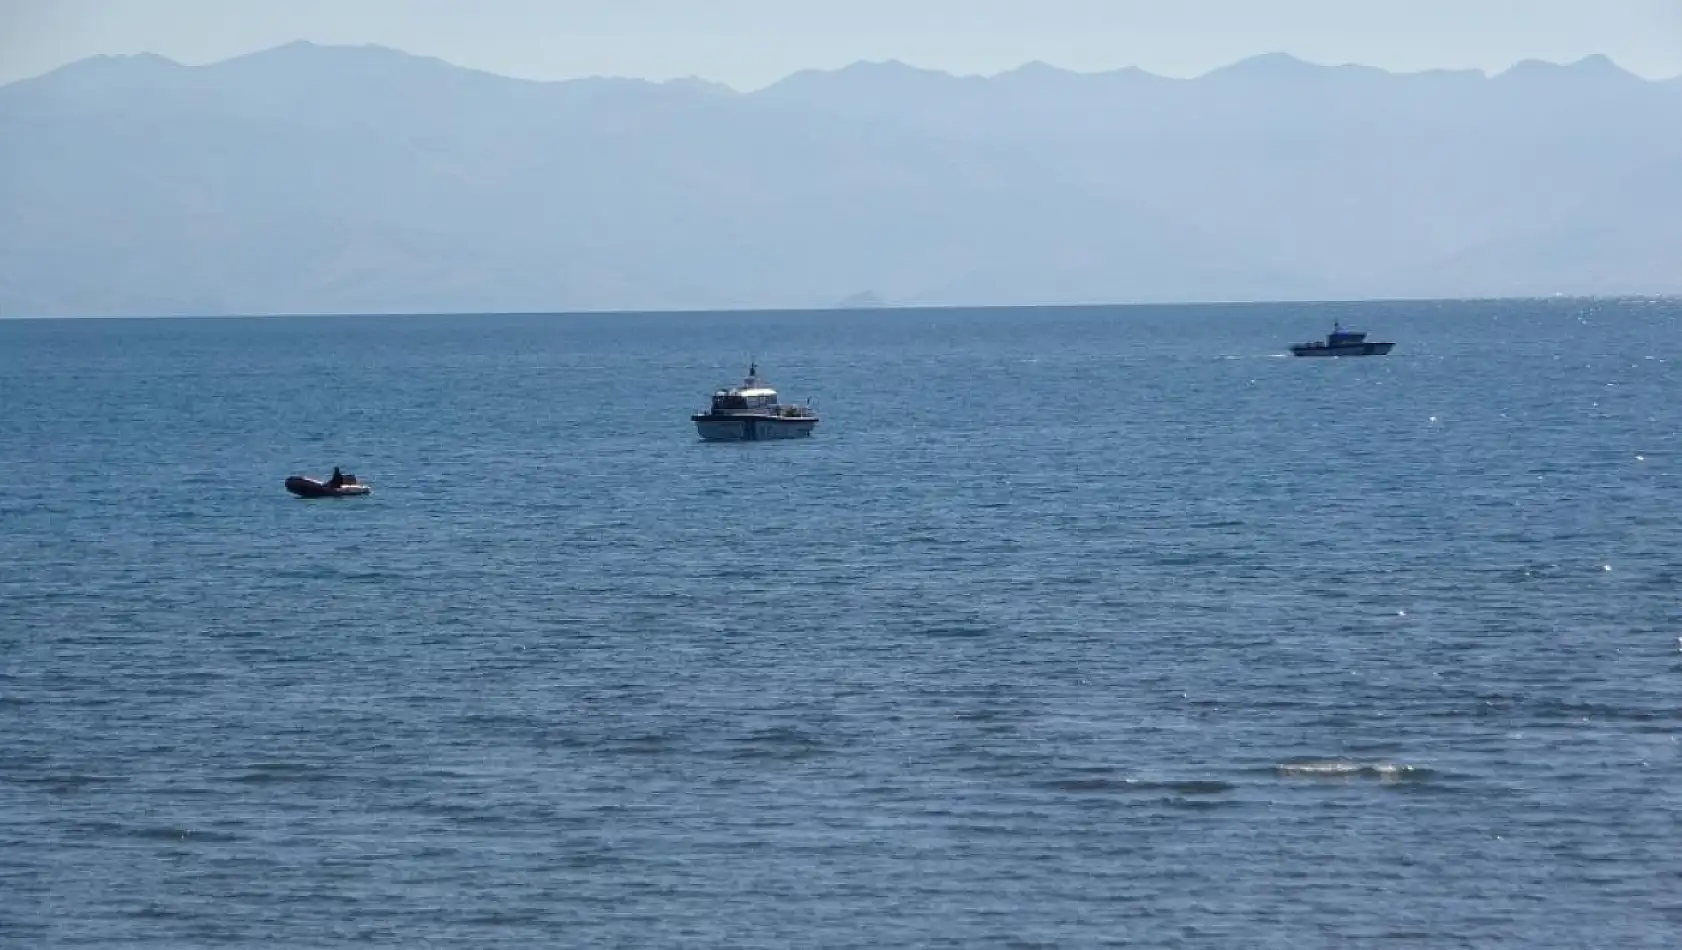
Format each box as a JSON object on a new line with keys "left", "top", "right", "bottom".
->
{"left": 3, "top": 0, "right": 1680, "bottom": 88}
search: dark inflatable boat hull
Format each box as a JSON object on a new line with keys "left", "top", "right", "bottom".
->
{"left": 285, "top": 476, "right": 370, "bottom": 498}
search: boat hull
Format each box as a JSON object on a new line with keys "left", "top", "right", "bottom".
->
{"left": 285, "top": 475, "right": 371, "bottom": 497}
{"left": 1290, "top": 341, "right": 1395, "bottom": 357}
{"left": 693, "top": 414, "right": 817, "bottom": 441}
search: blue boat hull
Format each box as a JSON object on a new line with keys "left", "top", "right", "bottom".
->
{"left": 693, "top": 414, "right": 817, "bottom": 441}
{"left": 1291, "top": 341, "right": 1395, "bottom": 357}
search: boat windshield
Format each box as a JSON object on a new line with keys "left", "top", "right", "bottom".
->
{"left": 710, "top": 391, "right": 779, "bottom": 412}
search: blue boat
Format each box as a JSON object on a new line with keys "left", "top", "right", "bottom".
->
{"left": 1290, "top": 322, "right": 1394, "bottom": 357}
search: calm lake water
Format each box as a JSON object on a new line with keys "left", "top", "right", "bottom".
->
{"left": 2, "top": 298, "right": 1679, "bottom": 948}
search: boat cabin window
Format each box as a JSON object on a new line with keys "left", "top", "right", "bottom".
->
{"left": 710, "top": 389, "right": 779, "bottom": 413}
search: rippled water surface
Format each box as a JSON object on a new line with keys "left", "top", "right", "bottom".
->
{"left": 3, "top": 299, "right": 1680, "bottom": 947}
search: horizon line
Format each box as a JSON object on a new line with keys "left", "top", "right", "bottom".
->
{"left": 3, "top": 293, "right": 1674, "bottom": 323}
{"left": 13, "top": 40, "right": 1680, "bottom": 93}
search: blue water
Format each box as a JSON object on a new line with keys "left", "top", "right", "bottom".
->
{"left": 2, "top": 298, "right": 1680, "bottom": 948}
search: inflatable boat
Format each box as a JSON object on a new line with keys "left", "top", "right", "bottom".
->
{"left": 285, "top": 474, "right": 370, "bottom": 498}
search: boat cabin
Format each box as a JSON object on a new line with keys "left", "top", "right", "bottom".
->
{"left": 708, "top": 386, "right": 780, "bottom": 415}
{"left": 706, "top": 363, "right": 781, "bottom": 415}
{"left": 1325, "top": 322, "right": 1368, "bottom": 345}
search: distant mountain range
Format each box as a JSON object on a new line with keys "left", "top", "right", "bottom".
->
{"left": 1, "top": 43, "right": 1677, "bottom": 316}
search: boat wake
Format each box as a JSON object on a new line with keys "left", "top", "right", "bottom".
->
{"left": 1273, "top": 759, "right": 1434, "bottom": 782}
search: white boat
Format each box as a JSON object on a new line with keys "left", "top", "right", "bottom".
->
{"left": 692, "top": 362, "right": 818, "bottom": 441}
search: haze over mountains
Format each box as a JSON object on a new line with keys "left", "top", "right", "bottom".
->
{"left": 1, "top": 42, "right": 1678, "bottom": 317}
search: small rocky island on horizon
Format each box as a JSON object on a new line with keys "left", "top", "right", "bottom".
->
{"left": 837, "top": 291, "right": 888, "bottom": 309}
